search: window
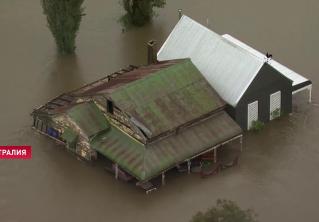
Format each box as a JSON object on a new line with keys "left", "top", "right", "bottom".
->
{"left": 247, "top": 100, "right": 258, "bottom": 130}
{"left": 270, "top": 91, "right": 281, "bottom": 120}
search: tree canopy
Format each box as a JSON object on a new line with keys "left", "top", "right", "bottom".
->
{"left": 120, "top": 0, "right": 166, "bottom": 28}
{"left": 191, "top": 200, "right": 258, "bottom": 222}
{"left": 41, "top": 0, "right": 85, "bottom": 54}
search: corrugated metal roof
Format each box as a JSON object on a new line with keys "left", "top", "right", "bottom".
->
{"left": 109, "top": 59, "right": 225, "bottom": 138}
{"left": 67, "top": 102, "right": 110, "bottom": 139}
{"left": 90, "top": 125, "right": 146, "bottom": 179}
{"left": 91, "top": 111, "right": 242, "bottom": 181}
{"left": 157, "top": 15, "right": 264, "bottom": 107}
{"left": 78, "top": 60, "right": 184, "bottom": 96}
{"left": 222, "top": 34, "right": 310, "bottom": 87}
{"left": 32, "top": 61, "right": 182, "bottom": 116}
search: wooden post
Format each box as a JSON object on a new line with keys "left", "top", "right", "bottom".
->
{"left": 240, "top": 136, "right": 243, "bottom": 152}
{"left": 115, "top": 164, "right": 119, "bottom": 180}
{"left": 215, "top": 149, "right": 217, "bottom": 163}
{"left": 161, "top": 172, "right": 166, "bottom": 186}
{"left": 309, "top": 86, "right": 312, "bottom": 103}
{"left": 35, "top": 118, "right": 39, "bottom": 129}
{"left": 187, "top": 160, "right": 191, "bottom": 174}
{"left": 33, "top": 117, "right": 36, "bottom": 127}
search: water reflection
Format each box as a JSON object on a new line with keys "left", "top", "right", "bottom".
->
{"left": 43, "top": 55, "right": 86, "bottom": 97}
{"left": 119, "top": 21, "right": 167, "bottom": 65}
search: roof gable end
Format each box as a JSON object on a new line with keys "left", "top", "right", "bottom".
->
{"left": 157, "top": 15, "right": 264, "bottom": 107}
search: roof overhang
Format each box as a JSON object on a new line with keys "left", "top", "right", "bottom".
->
{"left": 91, "top": 111, "right": 242, "bottom": 181}
{"left": 222, "top": 34, "right": 312, "bottom": 94}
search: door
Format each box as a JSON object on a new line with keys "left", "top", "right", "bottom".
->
{"left": 247, "top": 101, "right": 258, "bottom": 130}
{"left": 270, "top": 91, "right": 281, "bottom": 120}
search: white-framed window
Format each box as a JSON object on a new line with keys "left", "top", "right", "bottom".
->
{"left": 270, "top": 91, "right": 281, "bottom": 120}
{"left": 247, "top": 100, "right": 258, "bottom": 130}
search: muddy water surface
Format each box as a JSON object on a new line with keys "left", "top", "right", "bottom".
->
{"left": 0, "top": 1, "right": 319, "bottom": 222}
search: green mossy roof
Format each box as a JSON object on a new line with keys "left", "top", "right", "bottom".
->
{"left": 67, "top": 101, "right": 110, "bottom": 139}
{"left": 61, "top": 127, "right": 78, "bottom": 144}
{"left": 91, "top": 111, "right": 241, "bottom": 181}
{"left": 110, "top": 59, "right": 225, "bottom": 138}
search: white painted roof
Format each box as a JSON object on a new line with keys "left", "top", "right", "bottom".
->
{"left": 158, "top": 15, "right": 310, "bottom": 106}
{"left": 222, "top": 34, "right": 309, "bottom": 86}
{"left": 158, "top": 15, "right": 264, "bottom": 107}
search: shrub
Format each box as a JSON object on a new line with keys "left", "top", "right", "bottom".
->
{"left": 119, "top": 0, "right": 166, "bottom": 28}
{"left": 250, "top": 120, "right": 264, "bottom": 131}
{"left": 271, "top": 108, "right": 281, "bottom": 120}
{"left": 191, "top": 199, "right": 258, "bottom": 222}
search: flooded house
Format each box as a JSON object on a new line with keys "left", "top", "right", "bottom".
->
{"left": 32, "top": 59, "right": 243, "bottom": 191}
{"left": 157, "top": 15, "right": 312, "bottom": 130}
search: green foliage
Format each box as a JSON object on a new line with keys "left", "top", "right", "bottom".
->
{"left": 191, "top": 199, "right": 258, "bottom": 222}
{"left": 41, "top": 0, "right": 85, "bottom": 54}
{"left": 202, "top": 160, "right": 212, "bottom": 167}
{"left": 250, "top": 120, "right": 264, "bottom": 132}
{"left": 120, "top": 0, "right": 166, "bottom": 28}
{"left": 271, "top": 108, "right": 281, "bottom": 120}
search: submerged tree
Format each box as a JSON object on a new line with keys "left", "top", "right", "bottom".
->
{"left": 41, "top": 0, "right": 85, "bottom": 54}
{"left": 191, "top": 200, "right": 258, "bottom": 222}
{"left": 120, "top": 0, "right": 166, "bottom": 28}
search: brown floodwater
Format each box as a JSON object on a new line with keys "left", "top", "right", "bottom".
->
{"left": 0, "top": 0, "right": 319, "bottom": 221}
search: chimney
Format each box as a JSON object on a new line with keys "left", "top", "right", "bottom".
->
{"left": 147, "top": 40, "right": 157, "bottom": 65}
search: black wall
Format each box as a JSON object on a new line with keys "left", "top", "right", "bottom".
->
{"left": 231, "top": 63, "right": 293, "bottom": 130}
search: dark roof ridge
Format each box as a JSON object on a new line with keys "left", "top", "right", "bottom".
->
{"left": 145, "top": 106, "right": 226, "bottom": 145}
